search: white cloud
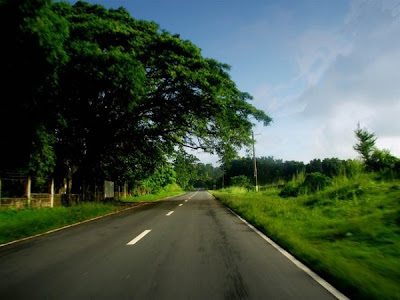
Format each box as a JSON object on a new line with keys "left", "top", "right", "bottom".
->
{"left": 188, "top": 149, "right": 220, "bottom": 166}
{"left": 297, "top": 0, "right": 400, "bottom": 157}
{"left": 251, "top": 0, "right": 400, "bottom": 163}
{"left": 295, "top": 29, "right": 352, "bottom": 86}
{"left": 253, "top": 80, "right": 305, "bottom": 118}
{"left": 191, "top": 0, "right": 400, "bottom": 165}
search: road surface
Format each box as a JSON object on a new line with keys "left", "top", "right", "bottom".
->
{"left": 0, "top": 191, "right": 342, "bottom": 299}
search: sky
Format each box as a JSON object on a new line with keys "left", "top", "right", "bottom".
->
{"left": 69, "top": 0, "right": 400, "bottom": 165}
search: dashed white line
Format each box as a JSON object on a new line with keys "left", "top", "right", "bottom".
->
{"left": 188, "top": 191, "right": 198, "bottom": 199}
{"left": 126, "top": 229, "right": 151, "bottom": 246}
{"left": 166, "top": 211, "right": 174, "bottom": 216}
{"left": 185, "top": 200, "right": 188, "bottom": 202}
{"left": 179, "top": 204, "right": 183, "bottom": 207}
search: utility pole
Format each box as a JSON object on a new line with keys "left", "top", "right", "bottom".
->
{"left": 252, "top": 131, "right": 258, "bottom": 192}
{"left": 221, "top": 163, "right": 225, "bottom": 189}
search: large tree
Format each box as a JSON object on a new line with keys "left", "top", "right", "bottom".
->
{"left": 1, "top": 0, "right": 272, "bottom": 192}
{"left": 52, "top": 1, "right": 271, "bottom": 184}
{"left": 0, "top": 0, "right": 69, "bottom": 181}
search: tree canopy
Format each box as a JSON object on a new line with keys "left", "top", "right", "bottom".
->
{"left": 354, "top": 125, "right": 399, "bottom": 173}
{"left": 0, "top": 0, "right": 271, "bottom": 187}
{"left": 353, "top": 124, "right": 377, "bottom": 163}
{"left": 0, "top": 0, "right": 69, "bottom": 179}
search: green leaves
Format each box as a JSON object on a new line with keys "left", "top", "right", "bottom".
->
{"left": 29, "top": 125, "right": 56, "bottom": 185}
{"left": 354, "top": 124, "right": 377, "bottom": 162}
{"left": 353, "top": 124, "right": 399, "bottom": 174}
{"left": 0, "top": 0, "right": 69, "bottom": 174}
{"left": 173, "top": 149, "right": 200, "bottom": 190}
{"left": 1, "top": 0, "right": 271, "bottom": 190}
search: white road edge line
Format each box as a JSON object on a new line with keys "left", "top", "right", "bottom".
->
{"left": 0, "top": 203, "right": 152, "bottom": 248}
{"left": 166, "top": 211, "right": 174, "bottom": 216}
{"left": 223, "top": 206, "right": 349, "bottom": 300}
{"left": 127, "top": 229, "right": 151, "bottom": 246}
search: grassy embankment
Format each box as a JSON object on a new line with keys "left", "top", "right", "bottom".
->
{"left": 211, "top": 173, "right": 400, "bottom": 300}
{"left": 0, "top": 183, "right": 184, "bottom": 245}
{"left": 120, "top": 183, "right": 184, "bottom": 202}
{"left": 0, "top": 203, "right": 121, "bottom": 245}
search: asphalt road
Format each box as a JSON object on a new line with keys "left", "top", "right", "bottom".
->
{"left": 0, "top": 191, "right": 341, "bottom": 299}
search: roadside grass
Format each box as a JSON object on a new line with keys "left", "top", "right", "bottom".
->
{"left": 0, "top": 183, "right": 184, "bottom": 245}
{"left": 120, "top": 183, "right": 184, "bottom": 202}
{"left": 0, "top": 203, "right": 121, "bottom": 245}
{"left": 211, "top": 173, "right": 400, "bottom": 300}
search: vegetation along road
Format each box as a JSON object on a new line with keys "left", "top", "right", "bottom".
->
{"left": 0, "top": 191, "right": 345, "bottom": 300}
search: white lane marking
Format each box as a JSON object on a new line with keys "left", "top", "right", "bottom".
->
{"left": 188, "top": 191, "right": 198, "bottom": 199}
{"left": 179, "top": 204, "right": 183, "bottom": 207}
{"left": 166, "top": 211, "right": 174, "bottom": 216}
{"left": 185, "top": 200, "right": 188, "bottom": 202}
{"left": 224, "top": 206, "right": 349, "bottom": 300}
{"left": 1, "top": 203, "right": 152, "bottom": 248}
{"left": 127, "top": 229, "right": 151, "bottom": 246}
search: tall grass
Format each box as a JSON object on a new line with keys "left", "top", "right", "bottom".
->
{"left": 218, "top": 186, "right": 249, "bottom": 194}
{"left": 211, "top": 173, "right": 400, "bottom": 300}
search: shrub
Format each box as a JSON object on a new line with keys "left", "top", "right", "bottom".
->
{"left": 344, "top": 159, "right": 364, "bottom": 178}
{"left": 279, "top": 172, "right": 331, "bottom": 198}
{"left": 368, "top": 149, "right": 399, "bottom": 172}
{"left": 230, "top": 175, "right": 253, "bottom": 190}
{"left": 302, "top": 172, "right": 331, "bottom": 193}
{"left": 279, "top": 182, "right": 300, "bottom": 197}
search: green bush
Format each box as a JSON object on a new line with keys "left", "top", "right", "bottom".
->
{"left": 230, "top": 175, "right": 253, "bottom": 190}
{"left": 344, "top": 159, "right": 364, "bottom": 178}
{"left": 368, "top": 149, "right": 400, "bottom": 173}
{"left": 279, "top": 172, "right": 331, "bottom": 197}
{"left": 279, "top": 182, "right": 300, "bottom": 197}
{"left": 302, "top": 172, "right": 331, "bottom": 193}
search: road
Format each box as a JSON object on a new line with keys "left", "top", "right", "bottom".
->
{"left": 0, "top": 191, "right": 341, "bottom": 299}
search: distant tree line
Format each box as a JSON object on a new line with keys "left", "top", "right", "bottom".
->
{"left": 221, "top": 125, "right": 399, "bottom": 197}
{"left": 170, "top": 125, "right": 400, "bottom": 194}
{"left": 140, "top": 126, "right": 400, "bottom": 195}
{"left": 224, "top": 156, "right": 356, "bottom": 186}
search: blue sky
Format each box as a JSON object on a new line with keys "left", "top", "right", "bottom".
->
{"left": 68, "top": 0, "right": 400, "bottom": 165}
